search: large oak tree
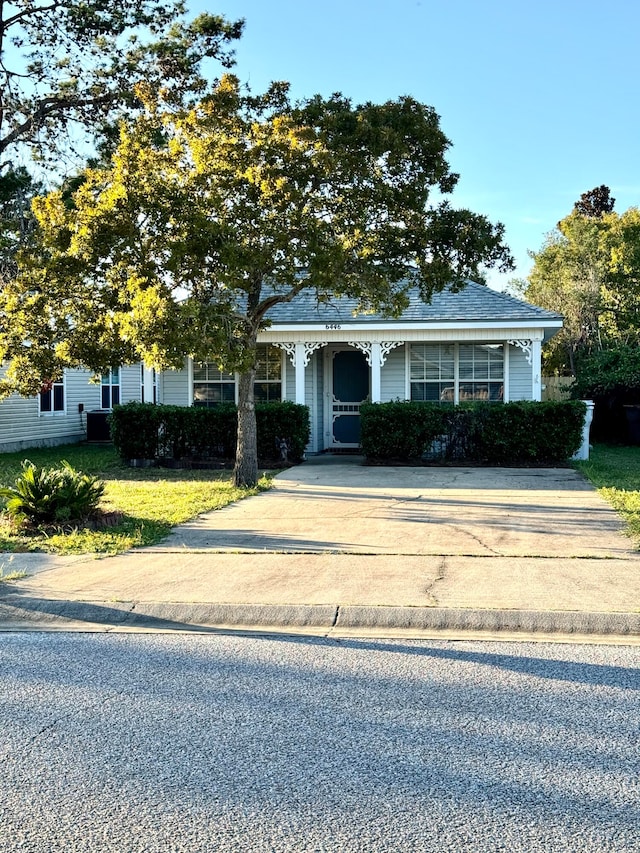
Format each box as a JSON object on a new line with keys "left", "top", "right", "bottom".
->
{"left": 2, "top": 75, "right": 514, "bottom": 486}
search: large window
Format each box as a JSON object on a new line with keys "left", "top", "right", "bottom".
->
{"left": 254, "top": 345, "right": 283, "bottom": 402}
{"left": 101, "top": 368, "right": 120, "bottom": 409}
{"left": 193, "top": 345, "right": 283, "bottom": 407}
{"left": 193, "top": 363, "right": 236, "bottom": 407}
{"left": 410, "top": 343, "right": 504, "bottom": 403}
{"left": 39, "top": 378, "right": 64, "bottom": 414}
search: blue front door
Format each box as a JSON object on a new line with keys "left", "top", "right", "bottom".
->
{"left": 331, "top": 349, "right": 369, "bottom": 447}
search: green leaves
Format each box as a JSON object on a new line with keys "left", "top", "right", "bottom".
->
{"left": 0, "top": 0, "right": 244, "bottom": 162}
{"left": 0, "top": 460, "right": 105, "bottom": 525}
{"left": 524, "top": 198, "right": 640, "bottom": 375}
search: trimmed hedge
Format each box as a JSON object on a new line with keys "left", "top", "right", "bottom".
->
{"left": 360, "top": 400, "right": 586, "bottom": 465}
{"left": 109, "top": 401, "right": 310, "bottom": 464}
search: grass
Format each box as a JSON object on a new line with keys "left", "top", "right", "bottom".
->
{"left": 574, "top": 443, "right": 640, "bottom": 544}
{"left": 0, "top": 444, "right": 271, "bottom": 556}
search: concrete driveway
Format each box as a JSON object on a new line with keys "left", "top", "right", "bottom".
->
{"left": 4, "top": 457, "right": 639, "bottom": 635}
{"left": 153, "top": 460, "right": 632, "bottom": 559}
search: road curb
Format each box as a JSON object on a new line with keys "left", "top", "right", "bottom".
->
{"left": 0, "top": 597, "right": 638, "bottom": 638}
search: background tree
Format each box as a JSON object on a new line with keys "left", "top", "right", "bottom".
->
{"left": 2, "top": 76, "right": 514, "bottom": 486}
{"left": 520, "top": 186, "right": 640, "bottom": 440}
{"left": 574, "top": 184, "right": 615, "bottom": 218}
{"left": 523, "top": 208, "right": 608, "bottom": 373}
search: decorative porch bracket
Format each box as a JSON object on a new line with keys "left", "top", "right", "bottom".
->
{"left": 507, "top": 338, "right": 542, "bottom": 401}
{"left": 507, "top": 339, "right": 533, "bottom": 366}
{"left": 273, "top": 341, "right": 327, "bottom": 405}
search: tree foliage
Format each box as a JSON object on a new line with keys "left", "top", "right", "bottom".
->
{"left": 574, "top": 184, "right": 615, "bottom": 218}
{"left": 522, "top": 188, "right": 640, "bottom": 374}
{"left": 0, "top": 0, "right": 243, "bottom": 164}
{"left": 1, "top": 76, "right": 514, "bottom": 485}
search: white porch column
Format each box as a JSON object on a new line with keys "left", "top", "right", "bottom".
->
{"left": 572, "top": 400, "right": 595, "bottom": 460}
{"left": 142, "top": 365, "right": 155, "bottom": 404}
{"left": 294, "top": 342, "right": 306, "bottom": 405}
{"left": 532, "top": 339, "right": 542, "bottom": 401}
{"left": 370, "top": 342, "right": 382, "bottom": 403}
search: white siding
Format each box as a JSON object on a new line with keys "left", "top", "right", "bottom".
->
{"left": 508, "top": 345, "right": 533, "bottom": 400}
{"left": 284, "top": 355, "right": 295, "bottom": 401}
{"left": 160, "top": 363, "right": 191, "bottom": 406}
{"left": 0, "top": 367, "right": 100, "bottom": 453}
{"left": 120, "top": 365, "right": 142, "bottom": 404}
{"left": 381, "top": 345, "right": 406, "bottom": 401}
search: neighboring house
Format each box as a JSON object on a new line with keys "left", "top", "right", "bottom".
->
{"left": 0, "top": 364, "right": 147, "bottom": 453}
{"left": 0, "top": 281, "right": 563, "bottom": 454}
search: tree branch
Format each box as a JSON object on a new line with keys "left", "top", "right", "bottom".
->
{"left": 0, "top": 2, "right": 62, "bottom": 31}
{"left": 0, "top": 91, "right": 115, "bottom": 154}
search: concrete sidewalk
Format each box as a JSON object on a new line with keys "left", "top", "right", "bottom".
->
{"left": 1, "top": 458, "right": 639, "bottom": 641}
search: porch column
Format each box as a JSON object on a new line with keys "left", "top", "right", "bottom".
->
{"left": 532, "top": 339, "right": 542, "bottom": 401}
{"left": 370, "top": 342, "right": 382, "bottom": 403}
{"left": 294, "top": 342, "right": 306, "bottom": 405}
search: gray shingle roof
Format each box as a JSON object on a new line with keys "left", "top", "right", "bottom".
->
{"left": 264, "top": 280, "right": 562, "bottom": 325}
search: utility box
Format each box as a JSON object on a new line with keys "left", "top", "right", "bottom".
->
{"left": 86, "top": 410, "right": 112, "bottom": 442}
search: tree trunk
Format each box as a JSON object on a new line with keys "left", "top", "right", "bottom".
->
{"left": 234, "top": 365, "right": 258, "bottom": 487}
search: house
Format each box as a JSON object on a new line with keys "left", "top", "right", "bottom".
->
{"left": 0, "top": 281, "right": 562, "bottom": 455}
{"left": 0, "top": 365, "right": 151, "bottom": 453}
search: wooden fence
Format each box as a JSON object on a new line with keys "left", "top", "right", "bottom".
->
{"left": 541, "top": 376, "right": 574, "bottom": 401}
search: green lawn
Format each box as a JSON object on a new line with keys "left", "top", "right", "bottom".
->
{"left": 0, "top": 444, "right": 271, "bottom": 555}
{"left": 574, "top": 444, "right": 640, "bottom": 545}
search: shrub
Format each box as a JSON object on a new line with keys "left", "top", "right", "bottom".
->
{"left": 361, "top": 400, "right": 586, "bottom": 465}
{"left": 109, "top": 402, "right": 161, "bottom": 460}
{"left": 256, "top": 401, "right": 310, "bottom": 462}
{"left": 110, "top": 402, "right": 310, "bottom": 464}
{"left": 0, "top": 460, "right": 104, "bottom": 525}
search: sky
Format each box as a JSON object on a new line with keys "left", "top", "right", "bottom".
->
{"left": 194, "top": 0, "right": 640, "bottom": 291}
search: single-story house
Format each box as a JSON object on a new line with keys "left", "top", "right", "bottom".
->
{"left": 0, "top": 281, "right": 563, "bottom": 454}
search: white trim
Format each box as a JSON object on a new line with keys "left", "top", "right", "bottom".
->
{"left": 370, "top": 342, "right": 381, "bottom": 403}
{"left": 38, "top": 375, "right": 66, "bottom": 417}
{"left": 532, "top": 340, "right": 542, "bottom": 401}
{"left": 262, "top": 319, "right": 561, "bottom": 334}
{"left": 311, "top": 349, "right": 318, "bottom": 453}
{"left": 503, "top": 342, "right": 510, "bottom": 402}
{"left": 187, "top": 359, "right": 194, "bottom": 406}
{"left": 294, "top": 342, "right": 305, "bottom": 405}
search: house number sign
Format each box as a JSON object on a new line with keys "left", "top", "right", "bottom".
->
{"left": 325, "top": 323, "right": 342, "bottom": 330}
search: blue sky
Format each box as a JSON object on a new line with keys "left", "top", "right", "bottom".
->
{"left": 196, "top": 0, "right": 640, "bottom": 291}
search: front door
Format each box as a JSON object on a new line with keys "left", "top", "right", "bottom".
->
{"left": 328, "top": 349, "right": 370, "bottom": 448}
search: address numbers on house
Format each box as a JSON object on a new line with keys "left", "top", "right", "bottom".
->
{"left": 325, "top": 324, "right": 342, "bottom": 330}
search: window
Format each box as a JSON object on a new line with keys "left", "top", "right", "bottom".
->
{"left": 193, "top": 363, "right": 236, "bottom": 407}
{"left": 458, "top": 344, "right": 504, "bottom": 402}
{"left": 101, "top": 368, "right": 120, "bottom": 409}
{"left": 254, "top": 345, "right": 282, "bottom": 402}
{"left": 410, "top": 344, "right": 455, "bottom": 402}
{"left": 39, "top": 379, "right": 64, "bottom": 414}
{"left": 192, "top": 345, "right": 283, "bottom": 407}
{"left": 141, "top": 365, "right": 157, "bottom": 404}
{"left": 410, "top": 343, "right": 504, "bottom": 403}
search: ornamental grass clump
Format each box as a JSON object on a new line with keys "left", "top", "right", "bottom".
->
{"left": 0, "top": 459, "right": 104, "bottom": 526}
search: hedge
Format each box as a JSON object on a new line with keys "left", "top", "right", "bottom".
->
{"left": 109, "top": 401, "right": 310, "bottom": 464}
{"left": 360, "top": 400, "right": 586, "bottom": 465}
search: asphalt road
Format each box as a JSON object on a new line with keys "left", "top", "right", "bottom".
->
{"left": 1, "top": 633, "right": 638, "bottom": 852}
